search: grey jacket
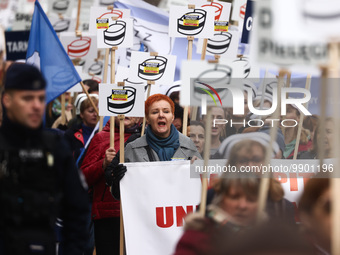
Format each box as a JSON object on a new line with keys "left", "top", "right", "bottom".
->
{"left": 124, "top": 132, "right": 202, "bottom": 162}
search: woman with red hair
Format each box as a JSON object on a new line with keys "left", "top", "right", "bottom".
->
{"left": 106, "top": 94, "right": 201, "bottom": 198}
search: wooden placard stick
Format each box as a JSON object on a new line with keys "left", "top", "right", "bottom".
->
{"left": 75, "top": 0, "right": 82, "bottom": 31}
{"left": 293, "top": 75, "right": 311, "bottom": 160}
{"left": 191, "top": 106, "right": 198, "bottom": 121}
{"left": 183, "top": 35, "right": 195, "bottom": 136}
{"left": 200, "top": 0, "right": 215, "bottom": 60}
{"left": 186, "top": 3, "right": 195, "bottom": 59}
{"left": 187, "top": 36, "right": 194, "bottom": 60}
{"left": 256, "top": 69, "right": 286, "bottom": 223}
{"left": 76, "top": 30, "right": 82, "bottom": 37}
{"left": 118, "top": 113, "right": 125, "bottom": 255}
{"left": 61, "top": 93, "right": 66, "bottom": 125}
{"left": 318, "top": 66, "right": 328, "bottom": 166}
{"left": 201, "top": 39, "right": 208, "bottom": 60}
{"left": 182, "top": 106, "right": 189, "bottom": 136}
{"left": 141, "top": 80, "right": 155, "bottom": 136}
{"left": 99, "top": 48, "right": 111, "bottom": 132}
{"left": 259, "top": 69, "right": 268, "bottom": 118}
{"left": 285, "top": 71, "right": 292, "bottom": 88}
{"left": 103, "top": 49, "right": 110, "bottom": 83}
{"left": 199, "top": 106, "right": 212, "bottom": 216}
{"left": 111, "top": 48, "right": 118, "bottom": 84}
{"left": 71, "top": 92, "right": 78, "bottom": 119}
{"left": 328, "top": 41, "right": 340, "bottom": 255}
{"left": 109, "top": 44, "right": 118, "bottom": 146}
{"left": 140, "top": 52, "right": 158, "bottom": 136}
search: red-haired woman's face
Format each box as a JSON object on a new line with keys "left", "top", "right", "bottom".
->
{"left": 146, "top": 100, "right": 174, "bottom": 138}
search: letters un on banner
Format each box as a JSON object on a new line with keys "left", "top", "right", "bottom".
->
{"left": 120, "top": 161, "right": 201, "bottom": 255}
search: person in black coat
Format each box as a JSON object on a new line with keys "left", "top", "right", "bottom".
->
{"left": 0, "top": 63, "right": 89, "bottom": 255}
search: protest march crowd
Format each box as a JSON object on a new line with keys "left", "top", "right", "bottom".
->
{"left": 0, "top": 0, "right": 338, "bottom": 255}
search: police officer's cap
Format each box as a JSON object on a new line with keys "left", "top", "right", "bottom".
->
{"left": 4, "top": 63, "right": 46, "bottom": 91}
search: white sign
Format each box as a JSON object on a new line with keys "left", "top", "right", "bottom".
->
{"left": 11, "top": 13, "right": 32, "bottom": 31}
{"left": 96, "top": 18, "right": 133, "bottom": 49}
{"left": 231, "top": 0, "right": 247, "bottom": 22}
{"left": 121, "top": 161, "right": 202, "bottom": 255}
{"left": 129, "top": 52, "right": 177, "bottom": 85}
{"left": 272, "top": 0, "right": 340, "bottom": 42}
{"left": 168, "top": 5, "right": 215, "bottom": 38}
{"left": 180, "top": 59, "right": 260, "bottom": 107}
{"left": 196, "top": 30, "right": 239, "bottom": 59}
{"left": 48, "top": 0, "right": 74, "bottom": 17}
{"left": 49, "top": 14, "right": 76, "bottom": 34}
{"left": 253, "top": 0, "right": 328, "bottom": 70}
{"left": 67, "top": 66, "right": 97, "bottom": 93}
{"left": 189, "top": 0, "right": 231, "bottom": 22}
{"left": 83, "top": 59, "right": 104, "bottom": 84}
{"left": 60, "top": 32, "right": 97, "bottom": 64}
{"left": 98, "top": 83, "right": 144, "bottom": 117}
{"left": 116, "top": 66, "right": 161, "bottom": 100}
{"left": 89, "top": 7, "right": 130, "bottom": 34}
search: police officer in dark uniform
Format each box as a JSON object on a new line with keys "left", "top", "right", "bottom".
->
{"left": 0, "top": 63, "right": 89, "bottom": 255}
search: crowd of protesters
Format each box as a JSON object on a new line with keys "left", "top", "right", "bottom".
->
{"left": 0, "top": 61, "right": 335, "bottom": 255}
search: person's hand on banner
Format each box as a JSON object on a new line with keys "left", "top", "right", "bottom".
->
{"left": 103, "top": 147, "right": 116, "bottom": 170}
{"left": 105, "top": 163, "right": 127, "bottom": 200}
{"left": 190, "top": 155, "right": 199, "bottom": 164}
{"left": 113, "top": 164, "right": 127, "bottom": 182}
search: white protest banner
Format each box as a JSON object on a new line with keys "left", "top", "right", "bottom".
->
{"left": 121, "top": 161, "right": 201, "bottom": 255}
{"left": 129, "top": 52, "right": 177, "bottom": 85}
{"left": 89, "top": 7, "right": 130, "bottom": 34}
{"left": 60, "top": 32, "right": 97, "bottom": 65}
{"left": 96, "top": 18, "right": 133, "bottom": 49}
{"left": 98, "top": 83, "right": 144, "bottom": 117}
{"left": 169, "top": 5, "right": 215, "bottom": 39}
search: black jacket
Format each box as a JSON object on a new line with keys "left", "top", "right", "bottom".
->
{"left": 0, "top": 116, "right": 89, "bottom": 255}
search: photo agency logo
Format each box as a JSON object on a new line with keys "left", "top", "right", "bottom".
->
{"left": 189, "top": 77, "right": 312, "bottom": 128}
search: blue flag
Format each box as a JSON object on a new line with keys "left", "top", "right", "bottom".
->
{"left": 26, "top": 0, "right": 81, "bottom": 103}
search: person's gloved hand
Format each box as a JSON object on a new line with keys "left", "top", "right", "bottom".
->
{"left": 104, "top": 163, "right": 127, "bottom": 200}
{"left": 104, "top": 163, "right": 127, "bottom": 185}
{"left": 113, "top": 164, "right": 127, "bottom": 182}
{"left": 104, "top": 163, "right": 115, "bottom": 186}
